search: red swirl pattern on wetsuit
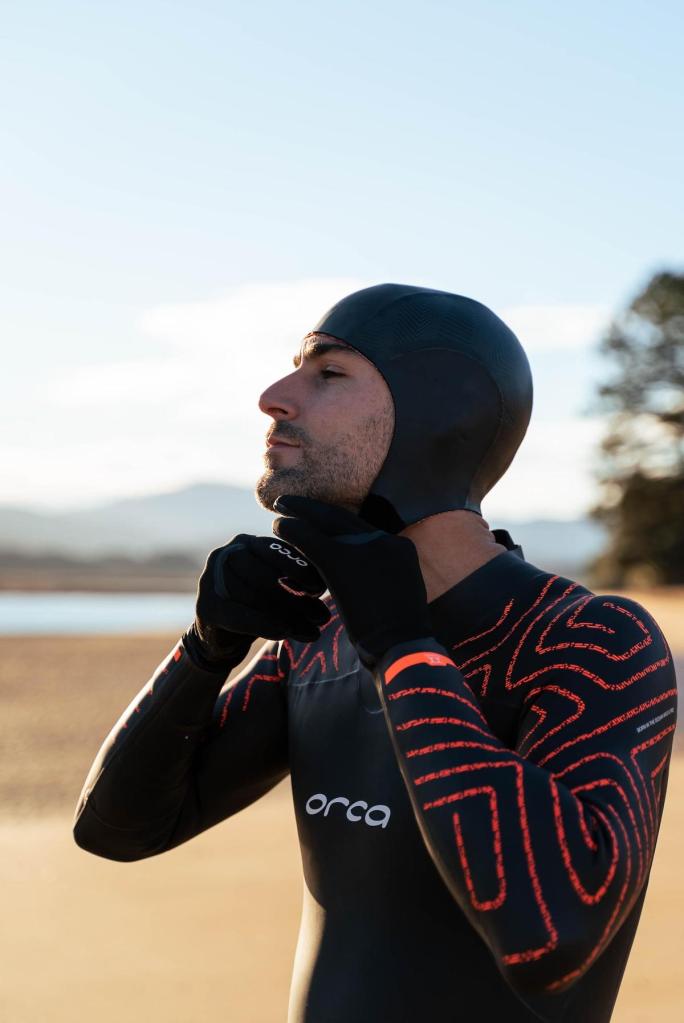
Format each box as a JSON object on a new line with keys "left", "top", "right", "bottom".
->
{"left": 376, "top": 587, "right": 677, "bottom": 997}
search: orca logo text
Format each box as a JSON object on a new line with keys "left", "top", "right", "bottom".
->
{"left": 305, "top": 792, "right": 391, "bottom": 829}
{"left": 270, "top": 542, "right": 308, "bottom": 567}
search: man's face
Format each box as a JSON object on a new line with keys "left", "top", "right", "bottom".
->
{"left": 255, "top": 332, "right": 394, "bottom": 513}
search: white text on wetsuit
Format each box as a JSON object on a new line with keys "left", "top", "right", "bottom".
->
{"left": 305, "top": 792, "right": 391, "bottom": 829}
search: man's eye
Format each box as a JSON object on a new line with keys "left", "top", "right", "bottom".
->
{"left": 320, "top": 369, "right": 343, "bottom": 379}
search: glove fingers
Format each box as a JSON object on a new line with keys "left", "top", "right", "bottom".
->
{"left": 203, "top": 587, "right": 330, "bottom": 633}
{"left": 210, "top": 541, "right": 272, "bottom": 598}
{"left": 282, "top": 593, "right": 331, "bottom": 626}
{"left": 200, "top": 552, "right": 330, "bottom": 631}
{"left": 206, "top": 603, "right": 321, "bottom": 643}
{"left": 215, "top": 536, "right": 325, "bottom": 597}
{"left": 274, "top": 495, "right": 372, "bottom": 537}
{"left": 267, "top": 588, "right": 331, "bottom": 628}
{"left": 250, "top": 537, "right": 326, "bottom": 595}
{"left": 272, "top": 516, "right": 328, "bottom": 566}
{"left": 196, "top": 533, "right": 330, "bottom": 648}
{"left": 207, "top": 545, "right": 330, "bottom": 626}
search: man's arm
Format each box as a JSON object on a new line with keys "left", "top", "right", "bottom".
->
{"left": 73, "top": 529, "right": 330, "bottom": 863}
{"left": 73, "top": 636, "right": 290, "bottom": 862}
{"left": 372, "top": 594, "right": 677, "bottom": 998}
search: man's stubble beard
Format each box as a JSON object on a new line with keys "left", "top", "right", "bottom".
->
{"left": 255, "top": 412, "right": 393, "bottom": 515}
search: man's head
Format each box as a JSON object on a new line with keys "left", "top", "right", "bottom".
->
{"left": 256, "top": 283, "right": 533, "bottom": 531}
{"left": 255, "top": 333, "right": 394, "bottom": 514}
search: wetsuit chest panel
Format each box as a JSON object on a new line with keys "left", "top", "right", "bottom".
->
{"left": 287, "top": 640, "right": 431, "bottom": 909}
{"left": 286, "top": 629, "right": 529, "bottom": 915}
{"left": 285, "top": 636, "right": 557, "bottom": 1023}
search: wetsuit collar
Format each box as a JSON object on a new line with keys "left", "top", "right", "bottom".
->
{"left": 427, "top": 529, "right": 553, "bottom": 646}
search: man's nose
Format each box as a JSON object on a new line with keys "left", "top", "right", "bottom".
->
{"left": 258, "top": 373, "right": 298, "bottom": 419}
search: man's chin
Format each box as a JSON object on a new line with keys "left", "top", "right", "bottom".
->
{"left": 254, "top": 484, "right": 281, "bottom": 513}
{"left": 254, "top": 468, "right": 307, "bottom": 512}
{"left": 254, "top": 469, "right": 362, "bottom": 514}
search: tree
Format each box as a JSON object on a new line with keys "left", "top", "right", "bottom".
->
{"left": 587, "top": 271, "right": 684, "bottom": 587}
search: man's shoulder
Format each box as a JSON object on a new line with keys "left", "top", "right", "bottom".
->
{"left": 562, "top": 590, "right": 670, "bottom": 652}
{"left": 529, "top": 584, "right": 676, "bottom": 701}
{"left": 523, "top": 569, "right": 667, "bottom": 642}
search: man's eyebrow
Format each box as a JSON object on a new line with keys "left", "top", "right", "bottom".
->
{"left": 292, "top": 341, "right": 355, "bottom": 368}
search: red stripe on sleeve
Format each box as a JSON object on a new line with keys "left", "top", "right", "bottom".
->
{"left": 385, "top": 651, "right": 456, "bottom": 686}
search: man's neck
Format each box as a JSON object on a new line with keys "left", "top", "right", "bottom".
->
{"left": 400, "top": 509, "right": 508, "bottom": 603}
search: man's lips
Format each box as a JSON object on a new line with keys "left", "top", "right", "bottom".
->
{"left": 266, "top": 436, "right": 300, "bottom": 448}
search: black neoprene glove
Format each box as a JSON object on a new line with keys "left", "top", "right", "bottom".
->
{"left": 182, "top": 532, "right": 331, "bottom": 671}
{"left": 272, "top": 496, "right": 432, "bottom": 668}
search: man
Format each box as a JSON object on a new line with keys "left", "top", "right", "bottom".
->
{"left": 74, "top": 284, "right": 677, "bottom": 1022}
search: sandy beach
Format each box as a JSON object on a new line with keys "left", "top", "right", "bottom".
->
{"left": 1, "top": 607, "right": 682, "bottom": 1021}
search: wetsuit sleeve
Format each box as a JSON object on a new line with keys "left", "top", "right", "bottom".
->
{"left": 73, "top": 636, "right": 290, "bottom": 862}
{"left": 372, "top": 594, "right": 677, "bottom": 999}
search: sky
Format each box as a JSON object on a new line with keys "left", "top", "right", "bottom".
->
{"left": 2, "top": 0, "right": 682, "bottom": 522}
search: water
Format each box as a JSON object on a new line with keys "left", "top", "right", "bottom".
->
{"left": 0, "top": 591, "right": 196, "bottom": 635}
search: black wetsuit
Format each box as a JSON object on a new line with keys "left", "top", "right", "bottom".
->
{"left": 74, "top": 534, "right": 677, "bottom": 1022}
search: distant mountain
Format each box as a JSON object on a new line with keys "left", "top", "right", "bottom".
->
{"left": 0, "top": 482, "right": 608, "bottom": 577}
{"left": 0, "top": 483, "right": 276, "bottom": 558}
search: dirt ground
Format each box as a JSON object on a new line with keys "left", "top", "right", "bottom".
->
{"left": 1, "top": 588, "right": 682, "bottom": 1021}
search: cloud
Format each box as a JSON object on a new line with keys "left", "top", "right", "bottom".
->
{"left": 50, "top": 359, "right": 191, "bottom": 405}
{"left": 500, "top": 304, "right": 610, "bottom": 352}
{"left": 138, "top": 278, "right": 368, "bottom": 356}
{"left": 48, "top": 277, "right": 369, "bottom": 411}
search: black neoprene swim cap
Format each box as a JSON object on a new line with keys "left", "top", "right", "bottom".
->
{"left": 308, "top": 283, "right": 533, "bottom": 532}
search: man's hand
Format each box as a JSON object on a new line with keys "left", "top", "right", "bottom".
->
{"left": 273, "top": 496, "right": 432, "bottom": 668}
{"left": 183, "top": 532, "right": 331, "bottom": 670}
